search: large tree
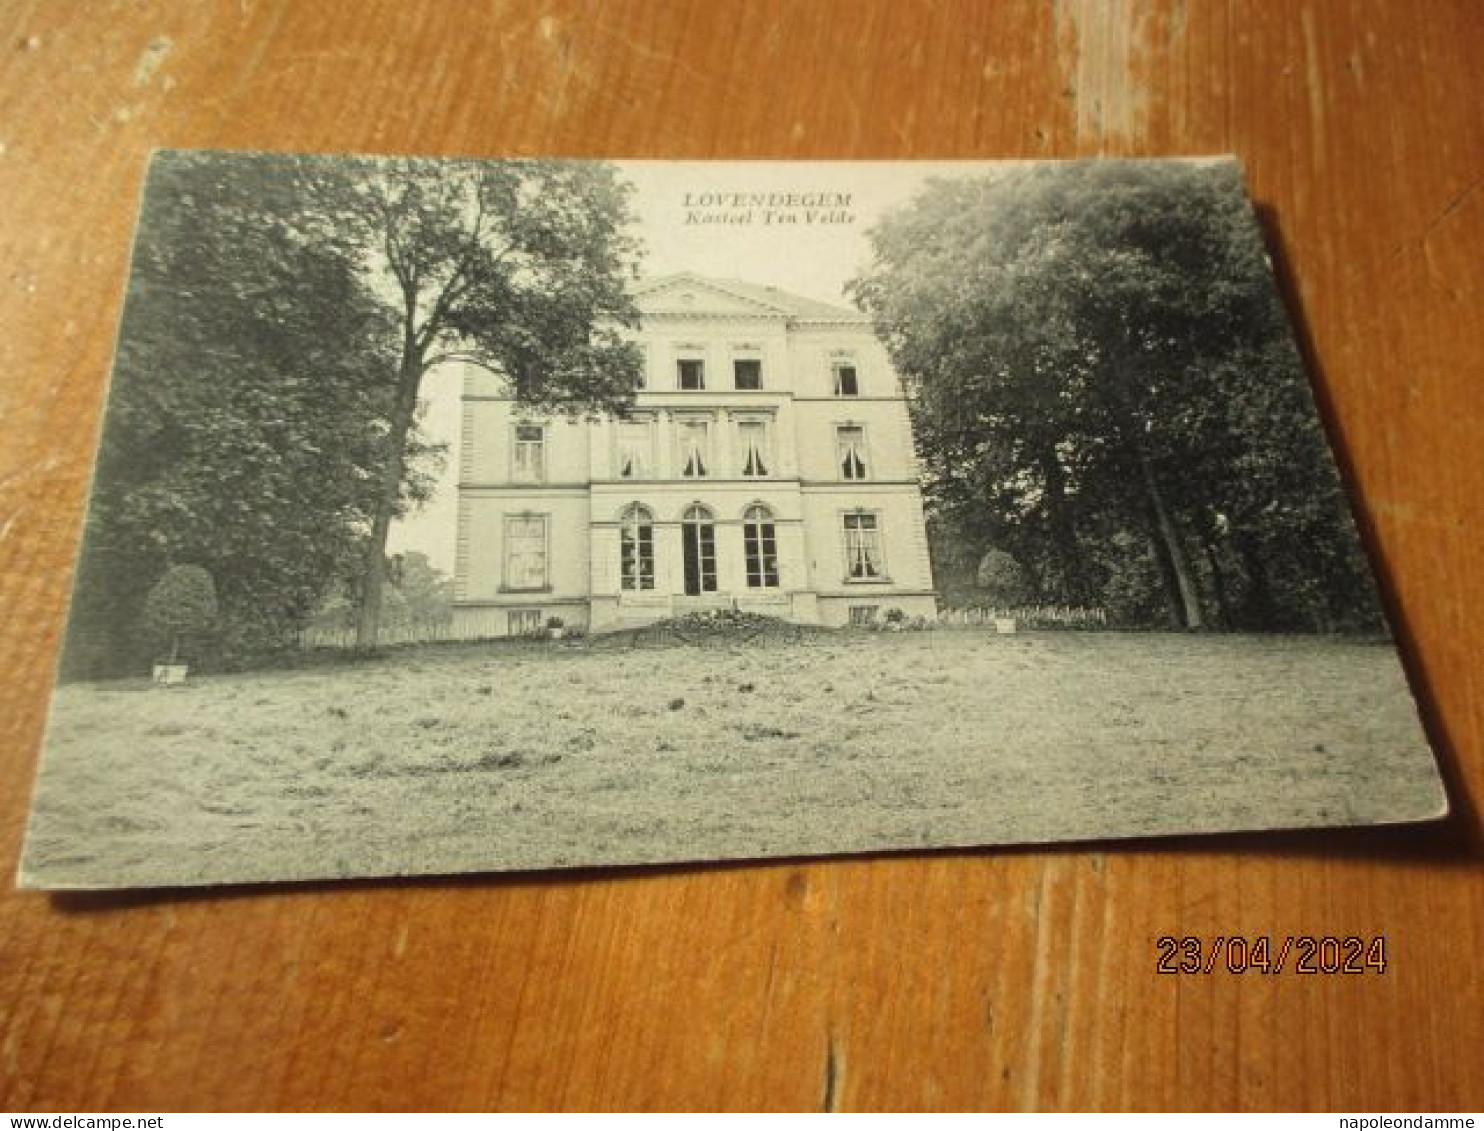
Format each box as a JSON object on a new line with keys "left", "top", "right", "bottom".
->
{"left": 327, "top": 157, "right": 644, "bottom": 648}
{"left": 64, "top": 152, "right": 406, "bottom": 676}
{"left": 851, "top": 159, "right": 1378, "bottom": 631}
{"left": 65, "top": 153, "right": 644, "bottom": 675}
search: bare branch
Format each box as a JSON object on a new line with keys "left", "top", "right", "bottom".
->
{"left": 423, "top": 350, "right": 502, "bottom": 375}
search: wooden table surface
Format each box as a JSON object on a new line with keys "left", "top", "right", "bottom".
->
{"left": 2, "top": 0, "right": 1482, "bottom": 1112}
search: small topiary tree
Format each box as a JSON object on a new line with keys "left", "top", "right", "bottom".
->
{"left": 141, "top": 564, "right": 219, "bottom": 666}
{"left": 975, "top": 548, "right": 1033, "bottom": 607}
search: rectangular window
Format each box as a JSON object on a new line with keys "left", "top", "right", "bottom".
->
{"left": 843, "top": 512, "right": 884, "bottom": 580}
{"left": 678, "top": 358, "right": 705, "bottom": 390}
{"left": 513, "top": 424, "right": 545, "bottom": 482}
{"left": 504, "top": 515, "right": 548, "bottom": 590}
{"left": 733, "top": 357, "right": 762, "bottom": 390}
{"left": 737, "top": 419, "right": 770, "bottom": 477}
{"left": 832, "top": 362, "right": 860, "bottom": 397}
{"left": 678, "top": 417, "right": 710, "bottom": 477}
{"left": 616, "top": 419, "right": 652, "bottom": 479}
{"left": 848, "top": 605, "right": 879, "bottom": 627}
{"left": 836, "top": 425, "right": 868, "bottom": 480}
{"left": 508, "top": 609, "right": 542, "bottom": 637}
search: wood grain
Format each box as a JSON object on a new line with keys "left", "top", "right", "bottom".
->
{"left": 2, "top": 0, "right": 1482, "bottom": 1111}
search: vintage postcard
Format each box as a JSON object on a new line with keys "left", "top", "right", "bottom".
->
{"left": 18, "top": 153, "right": 1447, "bottom": 889}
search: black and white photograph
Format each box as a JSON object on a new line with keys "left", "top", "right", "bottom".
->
{"left": 19, "top": 153, "right": 1447, "bottom": 889}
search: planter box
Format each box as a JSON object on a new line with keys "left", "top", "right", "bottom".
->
{"left": 152, "top": 662, "right": 189, "bottom": 685}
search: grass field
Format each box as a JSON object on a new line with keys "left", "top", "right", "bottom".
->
{"left": 20, "top": 630, "right": 1446, "bottom": 889}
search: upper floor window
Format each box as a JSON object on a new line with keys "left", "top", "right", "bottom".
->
{"left": 616, "top": 418, "right": 652, "bottom": 479}
{"left": 836, "top": 425, "right": 868, "bottom": 480}
{"left": 733, "top": 357, "right": 762, "bottom": 390}
{"left": 677, "top": 417, "right": 711, "bottom": 477}
{"left": 832, "top": 360, "right": 860, "bottom": 397}
{"left": 737, "top": 418, "right": 771, "bottom": 477}
{"left": 504, "top": 514, "right": 548, "bottom": 590}
{"left": 842, "top": 512, "right": 885, "bottom": 581}
{"left": 678, "top": 357, "right": 706, "bottom": 390}
{"left": 513, "top": 424, "right": 545, "bottom": 482}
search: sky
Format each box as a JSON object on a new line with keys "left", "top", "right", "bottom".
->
{"left": 386, "top": 160, "right": 1007, "bottom": 573}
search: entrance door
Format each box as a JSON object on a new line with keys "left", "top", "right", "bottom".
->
{"left": 681, "top": 505, "right": 717, "bottom": 595}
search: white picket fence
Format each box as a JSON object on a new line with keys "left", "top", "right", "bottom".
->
{"left": 936, "top": 604, "right": 1108, "bottom": 629}
{"left": 298, "top": 618, "right": 456, "bottom": 650}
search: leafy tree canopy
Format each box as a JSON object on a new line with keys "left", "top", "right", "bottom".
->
{"left": 851, "top": 159, "right": 1378, "bottom": 631}
{"left": 140, "top": 564, "right": 219, "bottom": 664}
{"left": 64, "top": 152, "right": 645, "bottom": 675}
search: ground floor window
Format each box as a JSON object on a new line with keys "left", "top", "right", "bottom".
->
{"left": 849, "top": 605, "right": 879, "bottom": 627}
{"left": 743, "top": 504, "right": 780, "bottom": 588}
{"left": 620, "top": 504, "right": 655, "bottom": 591}
{"left": 504, "top": 514, "right": 548, "bottom": 590}
{"left": 682, "top": 504, "right": 718, "bottom": 595}
{"left": 842, "top": 512, "right": 885, "bottom": 580}
{"left": 508, "top": 609, "right": 543, "bottom": 636}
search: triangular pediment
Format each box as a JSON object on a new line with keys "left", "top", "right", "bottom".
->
{"left": 633, "top": 274, "right": 792, "bottom": 318}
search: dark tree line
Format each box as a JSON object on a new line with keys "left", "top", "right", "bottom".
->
{"left": 850, "top": 159, "right": 1381, "bottom": 631}
{"left": 63, "top": 152, "right": 643, "bottom": 678}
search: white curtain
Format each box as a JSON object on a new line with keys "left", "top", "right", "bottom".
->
{"left": 680, "top": 420, "right": 709, "bottom": 477}
{"left": 739, "top": 420, "right": 769, "bottom": 476}
{"left": 838, "top": 427, "right": 867, "bottom": 479}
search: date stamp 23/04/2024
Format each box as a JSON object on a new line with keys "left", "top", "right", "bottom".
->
{"left": 1157, "top": 936, "right": 1388, "bottom": 975}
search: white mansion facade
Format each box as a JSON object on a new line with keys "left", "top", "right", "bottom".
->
{"left": 450, "top": 273, "right": 937, "bottom": 637}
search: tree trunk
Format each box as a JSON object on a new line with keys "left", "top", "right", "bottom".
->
{"left": 354, "top": 351, "right": 424, "bottom": 651}
{"left": 1236, "top": 532, "right": 1278, "bottom": 630}
{"left": 1145, "top": 525, "right": 1184, "bottom": 627}
{"left": 1137, "top": 451, "right": 1204, "bottom": 629}
{"left": 1039, "top": 446, "right": 1087, "bottom": 602}
{"left": 1203, "top": 539, "right": 1230, "bottom": 628}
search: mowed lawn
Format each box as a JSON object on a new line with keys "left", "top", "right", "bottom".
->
{"left": 21, "top": 631, "right": 1445, "bottom": 888}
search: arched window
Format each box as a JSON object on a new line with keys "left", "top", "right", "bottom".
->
{"left": 681, "top": 504, "right": 717, "bottom": 595}
{"left": 743, "top": 504, "right": 780, "bottom": 589}
{"left": 619, "top": 504, "right": 654, "bottom": 591}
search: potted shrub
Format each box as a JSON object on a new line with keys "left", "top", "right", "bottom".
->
{"left": 141, "top": 564, "right": 218, "bottom": 684}
{"left": 977, "top": 549, "right": 1029, "bottom": 634}
{"left": 545, "top": 614, "right": 566, "bottom": 640}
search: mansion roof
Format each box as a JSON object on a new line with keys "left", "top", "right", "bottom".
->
{"left": 633, "top": 273, "right": 868, "bottom": 324}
